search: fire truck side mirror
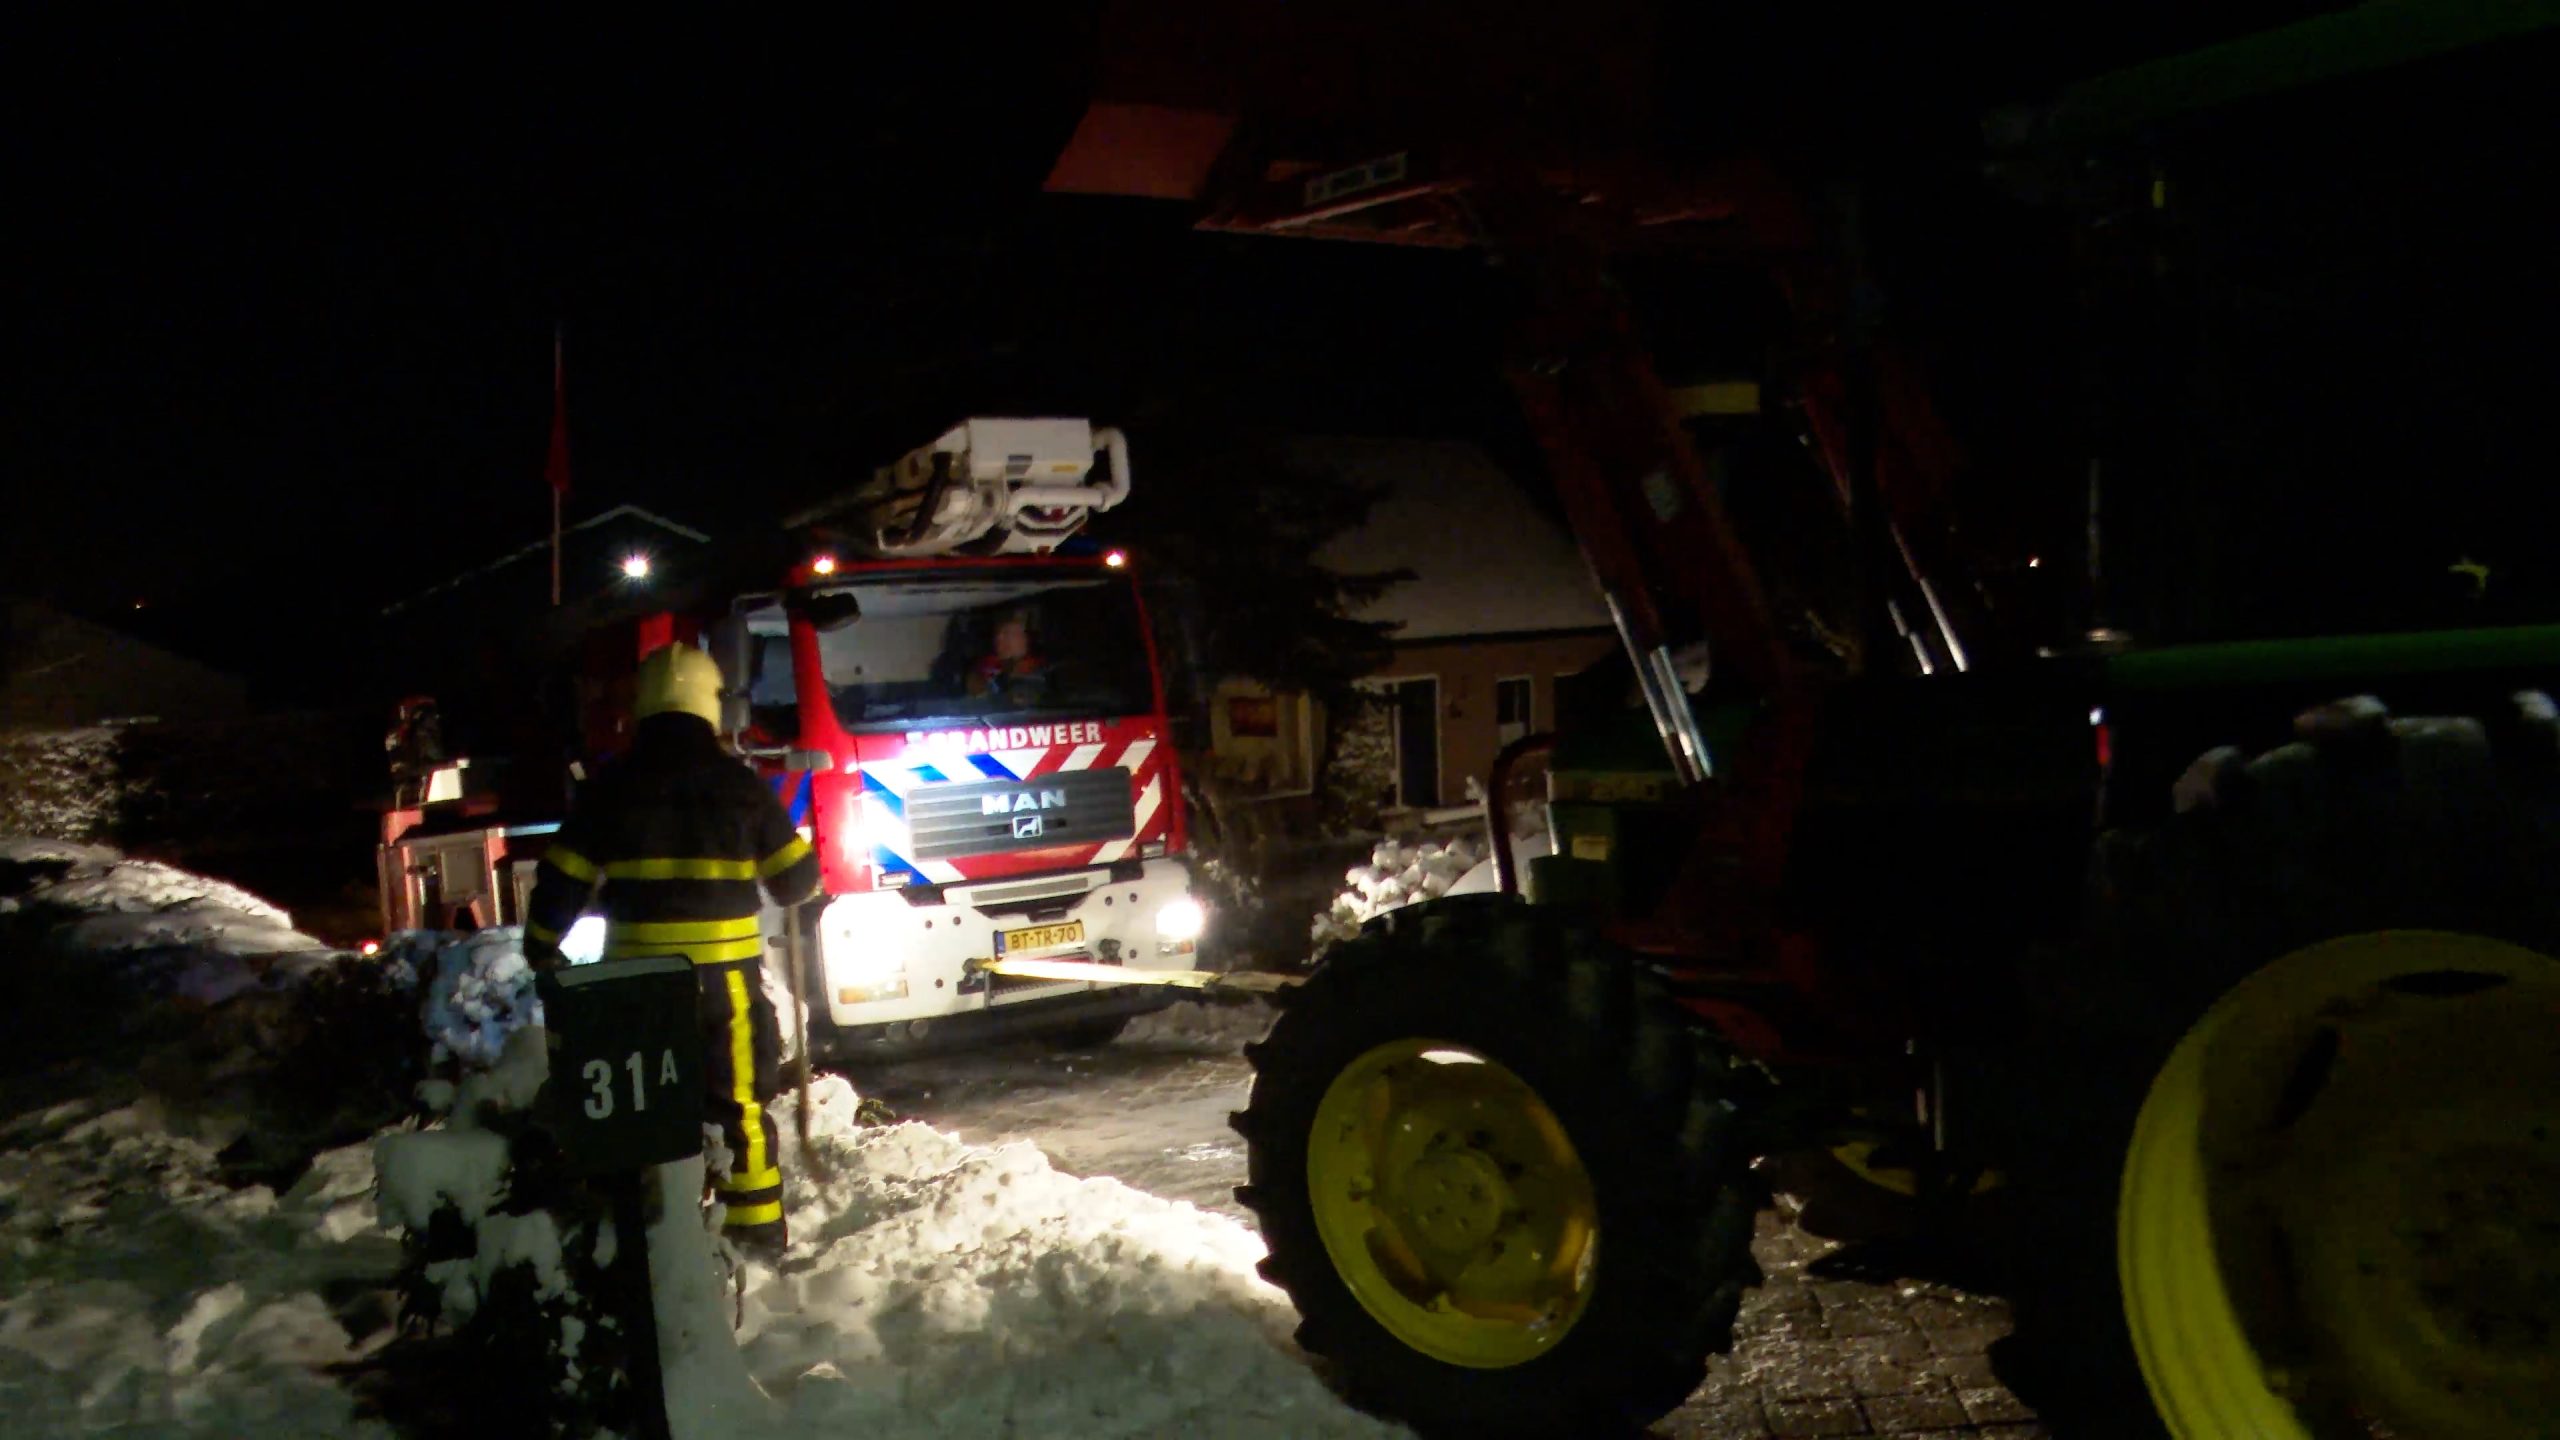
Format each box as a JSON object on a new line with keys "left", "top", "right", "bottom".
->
{"left": 788, "top": 590, "right": 864, "bottom": 632}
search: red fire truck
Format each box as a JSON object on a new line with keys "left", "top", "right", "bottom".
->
{"left": 379, "top": 418, "right": 1206, "bottom": 1052}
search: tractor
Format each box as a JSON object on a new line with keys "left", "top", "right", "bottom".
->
{"left": 1044, "top": 4, "right": 2560, "bottom": 1436}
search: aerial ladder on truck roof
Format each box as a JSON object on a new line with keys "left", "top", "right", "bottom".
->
{"left": 782, "top": 417, "right": 1134, "bottom": 558}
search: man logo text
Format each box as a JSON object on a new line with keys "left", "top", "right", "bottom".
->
{"left": 984, "top": 789, "right": 1068, "bottom": 816}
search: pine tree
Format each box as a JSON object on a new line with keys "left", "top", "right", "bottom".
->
{"left": 1104, "top": 419, "right": 1411, "bottom": 720}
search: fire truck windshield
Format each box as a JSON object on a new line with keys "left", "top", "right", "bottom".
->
{"left": 785, "top": 570, "right": 1154, "bottom": 736}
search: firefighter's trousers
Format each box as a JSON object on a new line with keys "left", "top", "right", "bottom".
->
{"left": 696, "top": 958, "right": 785, "bottom": 1247}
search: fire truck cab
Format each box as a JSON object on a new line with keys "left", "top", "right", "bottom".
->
{"left": 377, "top": 418, "right": 1205, "bottom": 1052}
{"left": 720, "top": 418, "right": 1202, "bottom": 1051}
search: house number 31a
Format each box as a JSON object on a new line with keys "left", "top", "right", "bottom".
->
{"left": 581, "top": 1049, "right": 683, "bottom": 1119}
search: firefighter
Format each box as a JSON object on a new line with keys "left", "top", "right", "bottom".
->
{"left": 522, "top": 643, "right": 820, "bottom": 1256}
{"left": 966, "top": 605, "right": 1052, "bottom": 704}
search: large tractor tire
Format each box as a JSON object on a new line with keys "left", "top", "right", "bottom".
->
{"left": 2000, "top": 695, "right": 2560, "bottom": 1438}
{"left": 1234, "top": 895, "right": 1762, "bottom": 1438}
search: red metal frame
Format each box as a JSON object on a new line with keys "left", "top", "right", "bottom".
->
{"left": 1044, "top": 54, "right": 1985, "bottom": 1064}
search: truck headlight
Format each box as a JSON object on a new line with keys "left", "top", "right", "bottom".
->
{"left": 820, "top": 894, "right": 909, "bottom": 1002}
{"left": 1154, "top": 897, "right": 1206, "bottom": 943}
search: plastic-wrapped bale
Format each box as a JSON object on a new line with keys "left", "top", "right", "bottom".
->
{"left": 405, "top": 928, "right": 547, "bottom": 1070}
{"left": 1310, "top": 833, "right": 1496, "bottom": 951}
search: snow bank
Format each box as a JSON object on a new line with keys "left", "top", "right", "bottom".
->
{"left": 0, "top": 1100, "right": 398, "bottom": 1438}
{"left": 0, "top": 836, "right": 337, "bottom": 1006}
{"left": 0, "top": 838, "right": 295, "bottom": 929}
{"left": 721, "top": 1077, "right": 1406, "bottom": 1439}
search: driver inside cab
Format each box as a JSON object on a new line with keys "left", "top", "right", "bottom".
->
{"left": 966, "top": 607, "right": 1051, "bottom": 706}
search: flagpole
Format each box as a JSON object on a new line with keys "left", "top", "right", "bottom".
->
{"left": 550, "top": 325, "right": 564, "bottom": 608}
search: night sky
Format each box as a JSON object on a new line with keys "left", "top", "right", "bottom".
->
{"left": 13, "top": 6, "right": 2553, "bottom": 686}
{"left": 10, "top": 15, "right": 1502, "bottom": 630}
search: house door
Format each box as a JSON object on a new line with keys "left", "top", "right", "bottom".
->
{"left": 1496, "top": 675, "right": 1534, "bottom": 748}
{"left": 1387, "top": 677, "right": 1440, "bottom": 809}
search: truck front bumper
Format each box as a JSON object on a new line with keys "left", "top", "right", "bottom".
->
{"left": 817, "top": 983, "right": 1171, "bottom": 1058}
{"left": 814, "top": 859, "right": 1200, "bottom": 1029}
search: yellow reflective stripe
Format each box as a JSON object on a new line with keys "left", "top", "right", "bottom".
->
{"left": 602, "top": 935, "right": 764, "bottom": 965}
{"left": 725, "top": 967, "right": 768, "bottom": 1189}
{"left": 602, "top": 857, "right": 758, "bottom": 881}
{"left": 544, "top": 847, "right": 599, "bottom": 882}
{"left": 756, "top": 835, "right": 814, "bottom": 878}
{"left": 721, "top": 1199, "right": 783, "bottom": 1227}
{"left": 525, "top": 922, "right": 561, "bottom": 946}
{"left": 714, "top": 1166, "right": 783, "bottom": 1192}
{"left": 606, "top": 917, "right": 763, "bottom": 945}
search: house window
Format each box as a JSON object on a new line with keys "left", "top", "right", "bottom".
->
{"left": 1495, "top": 675, "right": 1534, "bottom": 747}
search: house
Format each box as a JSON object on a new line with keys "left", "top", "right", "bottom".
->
{"left": 0, "top": 598, "right": 251, "bottom": 729}
{"left": 1315, "top": 438, "right": 1619, "bottom": 810}
{"left": 379, "top": 503, "right": 715, "bottom": 624}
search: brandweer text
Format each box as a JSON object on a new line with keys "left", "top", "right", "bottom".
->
{"left": 903, "top": 721, "right": 1107, "bottom": 752}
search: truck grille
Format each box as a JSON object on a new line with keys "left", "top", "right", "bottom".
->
{"left": 904, "top": 766, "right": 1135, "bottom": 861}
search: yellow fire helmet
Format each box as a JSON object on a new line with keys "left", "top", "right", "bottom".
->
{"left": 633, "top": 643, "right": 724, "bottom": 727}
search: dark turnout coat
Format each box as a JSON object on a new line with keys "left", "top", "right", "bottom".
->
{"left": 524, "top": 711, "right": 820, "bottom": 1242}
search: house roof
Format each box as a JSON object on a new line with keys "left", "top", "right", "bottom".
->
{"left": 1311, "top": 437, "right": 1610, "bottom": 642}
{"left": 380, "top": 504, "right": 712, "bottom": 616}
{"left": 1, "top": 597, "right": 250, "bottom": 726}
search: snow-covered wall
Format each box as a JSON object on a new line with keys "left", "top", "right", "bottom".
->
{"left": 0, "top": 727, "right": 128, "bottom": 841}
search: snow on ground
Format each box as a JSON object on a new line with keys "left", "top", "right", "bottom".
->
{"left": 0, "top": 1096, "right": 399, "bottom": 1437}
{"left": 724, "top": 1077, "right": 1406, "bottom": 1439}
{"left": 380, "top": 1054, "right": 1406, "bottom": 1438}
{"left": 0, "top": 844, "right": 406, "bottom": 1435}
{"left": 371, "top": 928, "right": 1403, "bottom": 1439}
{"left": 1116, "top": 998, "right": 1276, "bottom": 1052}
{"left": 2, "top": 881, "right": 1396, "bottom": 1438}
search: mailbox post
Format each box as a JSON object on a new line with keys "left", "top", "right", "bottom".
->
{"left": 535, "top": 955, "right": 707, "bottom": 1440}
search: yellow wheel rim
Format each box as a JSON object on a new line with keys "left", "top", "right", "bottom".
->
{"left": 1306, "top": 1039, "right": 1600, "bottom": 1369}
{"left": 2122, "top": 931, "right": 2560, "bottom": 1439}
